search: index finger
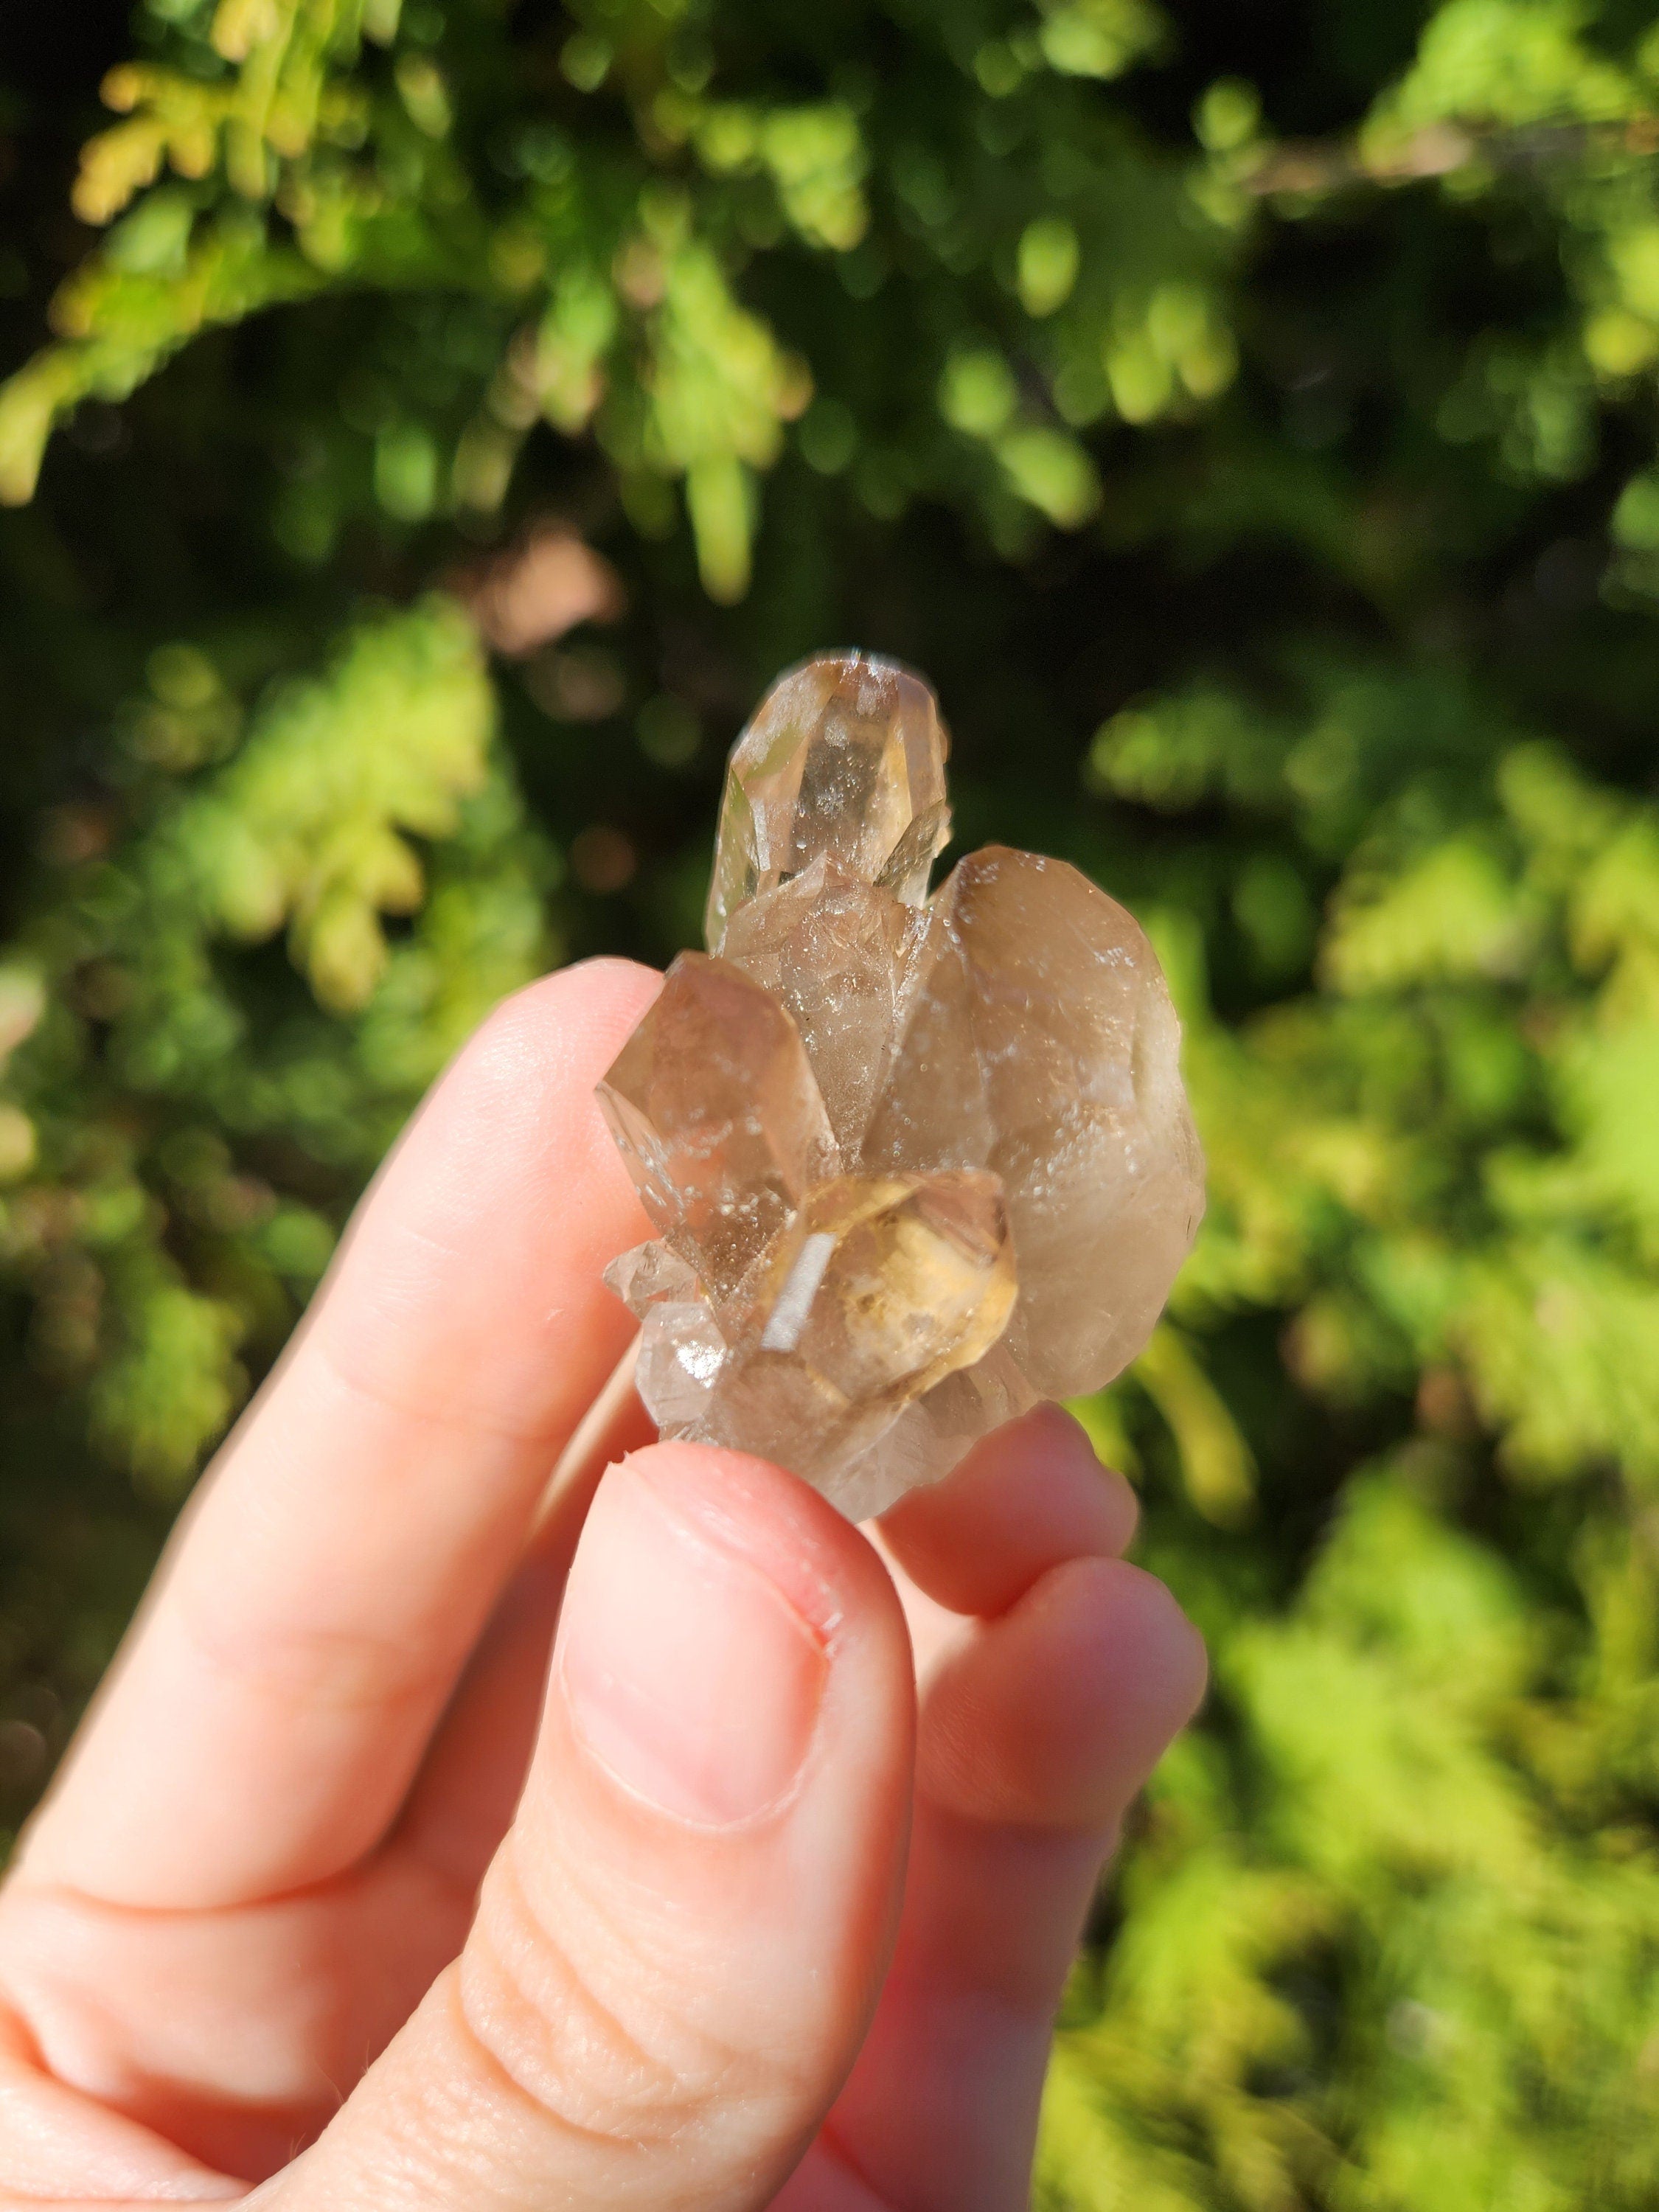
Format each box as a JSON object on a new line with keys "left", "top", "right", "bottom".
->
{"left": 18, "top": 959, "right": 661, "bottom": 1913}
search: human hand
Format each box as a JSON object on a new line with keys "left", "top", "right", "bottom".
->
{"left": 0, "top": 960, "right": 1206, "bottom": 2211}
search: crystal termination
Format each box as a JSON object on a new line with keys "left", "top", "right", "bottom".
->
{"left": 598, "top": 650, "right": 1206, "bottom": 1520}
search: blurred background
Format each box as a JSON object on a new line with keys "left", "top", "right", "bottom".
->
{"left": 3, "top": 0, "right": 1659, "bottom": 2202}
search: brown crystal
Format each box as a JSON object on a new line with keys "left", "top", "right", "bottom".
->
{"left": 720, "top": 855, "right": 927, "bottom": 1152}
{"left": 598, "top": 650, "right": 1206, "bottom": 1519}
{"left": 861, "top": 846, "right": 1206, "bottom": 1400}
{"left": 596, "top": 951, "right": 838, "bottom": 1315}
{"left": 834, "top": 1340, "right": 1038, "bottom": 1523}
{"left": 689, "top": 1170, "right": 1015, "bottom": 1484}
{"left": 705, "top": 652, "right": 951, "bottom": 953}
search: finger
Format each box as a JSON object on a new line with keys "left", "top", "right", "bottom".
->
{"left": 398, "top": 1351, "right": 659, "bottom": 1894}
{"left": 880, "top": 1402, "right": 1138, "bottom": 1623}
{"left": 267, "top": 1442, "right": 915, "bottom": 2212}
{"left": 0, "top": 2009, "right": 241, "bottom": 2205}
{"left": 917, "top": 1558, "right": 1206, "bottom": 1829}
{"left": 807, "top": 1558, "right": 1206, "bottom": 2212}
{"left": 21, "top": 959, "right": 661, "bottom": 1912}
{"left": 404, "top": 1401, "right": 1135, "bottom": 1902}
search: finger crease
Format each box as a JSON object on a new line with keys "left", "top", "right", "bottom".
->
{"left": 459, "top": 1845, "right": 745, "bottom": 2157}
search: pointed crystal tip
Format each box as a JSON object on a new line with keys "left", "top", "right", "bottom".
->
{"left": 705, "top": 650, "right": 952, "bottom": 952}
{"left": 595, "top": 952, "right": 838, "bottom": 1312}
{"left": 600, "top": 652, "right": 1206, "bottom": 1522}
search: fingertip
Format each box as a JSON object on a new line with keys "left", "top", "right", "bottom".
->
{"left": 422, "top": 1436, "right": 919, "bottom": 2206}
{"left": 880, "top": 1402, "right": 1139, "bottom": 1618}
{"left": 612, "top": 1439, "right": 901, "bottom": 1660}
{"left": 1074, "top": 1557, "right": 1209, "bottom": 1733}
{"left": 1032, "top": 1556, "right": 1210, "bottom": 1770}
{"left": 365, "top": 956, "right": 664, "bottom": 1234}
{"left": 463, "top": 956, "right": 664, "bottom": 1100}
{"left": 918, "top": 1555, "right": 1207, "bottom": 1833}
{"left": 554, "top": 1450, "right": 836, "bottom": 1831}
{"left": 313, "top": 961, "right": 666, "bottom": 1427}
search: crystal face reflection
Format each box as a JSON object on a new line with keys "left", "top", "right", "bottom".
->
{"left": 600, "top": 649, "right": 1206, "bottom": 1520}
{"left": 704, "top": 650, "right": 952, "bottom": 952}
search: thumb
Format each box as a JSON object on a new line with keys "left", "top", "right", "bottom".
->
{"left": 268, "top": 1443, "right": 915, "bottom": 2212}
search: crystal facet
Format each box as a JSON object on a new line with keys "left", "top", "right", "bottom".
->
{"left": 596, "top": 951, "right": 838, "bottom": 1316}
{"left": 705, "top": 650, "right": 951, "bottom": 952}
{"left": 599, "top": 650, "right": 1206, "bottom": 1518}
{"left": 604, "top": 1239, "right": 700, "bottom": 1316}
{"left": 720, "top": 856, "right": 928, "bottom": 1152}
{"left": 862, "top": 845, "right": 1206, "bottom": 1400}
{"left": 686, "top": 1169, "right": 1016, "bottom": 1486}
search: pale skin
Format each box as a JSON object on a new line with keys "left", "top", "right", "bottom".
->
{"left": 0, "top": 959, "right": 1206, "bottom": 2211}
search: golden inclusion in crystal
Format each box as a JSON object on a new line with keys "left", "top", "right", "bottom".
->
{"left": 598, "top": 648, "right": 1206, "bottom": 1520}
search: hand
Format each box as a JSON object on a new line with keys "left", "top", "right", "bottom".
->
{"left": 0, "top": 961, "right": 1205, "bottom": 2211}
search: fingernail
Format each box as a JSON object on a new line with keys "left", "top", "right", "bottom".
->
{"left": 558, "top": 1462, "right": 829, "bottom": 1827}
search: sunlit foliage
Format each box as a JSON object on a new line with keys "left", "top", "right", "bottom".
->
{"left": 3, "top": 0, "right": 1659, "bottom": 2202}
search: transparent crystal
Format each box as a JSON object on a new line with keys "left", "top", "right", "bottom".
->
{"left": 705, "top": 651, "right": 951, "bottom": 953}
{"left": 636, "top": 1299, "right": 729, "bottom": 1432}
{"left": 595, "top": 952, "right": 838, "bottom": 1317}
{"left": 686, "top": 1169, "right": 1015, "bottom": 1488}
{"left": 720, "top": 855, "right": 928, "bottom": 1153}
{"left": 861, "top": 846, "right": 1206, "bottom": 1400}
{"left": 604, "top": 1239, "right": 700, "bottom": 1318}
{"left": 598, "top": 650, "right": 1206, "bottom": 1517}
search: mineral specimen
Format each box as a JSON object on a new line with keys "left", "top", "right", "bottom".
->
{"left": 598, "top": 649, "right": 1206, "bottom": 1520}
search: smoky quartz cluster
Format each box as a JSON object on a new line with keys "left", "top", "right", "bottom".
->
{"left": 597, "top": 651, "right": 1205, "bottom": 1520}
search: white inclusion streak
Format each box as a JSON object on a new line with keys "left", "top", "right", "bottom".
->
{"left": 761, "top": 1231, "right": 837, "bottom": 1352}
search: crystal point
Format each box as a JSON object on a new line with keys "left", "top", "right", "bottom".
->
{"left": 604, "top": 1239, "right": 700, "bottom": 1318}
{"left": 637, "top": 1298, "right": 729, "bottom": 1431}
{"left": 601, "top": 657, "right": 1205, "bottom": 1517}
{"left": 597, "top": 951, "right": 839, "bottom": 1313}
{"left": 705, "top": 651, "right": 951, "bottom": 952}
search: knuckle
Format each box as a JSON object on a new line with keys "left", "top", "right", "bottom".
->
{"left": 456, "top": 1841, "right": 771, "bottom": 2157}
{"left": 174, "top": 1579, "right": 452, "bottom": 1718}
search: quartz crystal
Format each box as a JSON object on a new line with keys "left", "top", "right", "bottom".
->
{"left": 704, "top": 652, "right": 950, "bottom": 953}
{"left": 598, "top": 648, "right": 1206, "bottom": 1519}
{"left": 597, "top": 953, "right": 837, "bottom": 1315}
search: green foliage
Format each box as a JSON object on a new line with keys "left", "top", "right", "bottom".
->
{"left": 0, "top": 591, "right": 542, "bottom": 1494}
{"left": 173, "top": 597, "right": 496, "bottom": 1006}
{"left": 4, "top": 0, "right": 1659, "bottom": 2202}
{"left": 1042, "top": 1475, "right": 1659, "bottom": 2209}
